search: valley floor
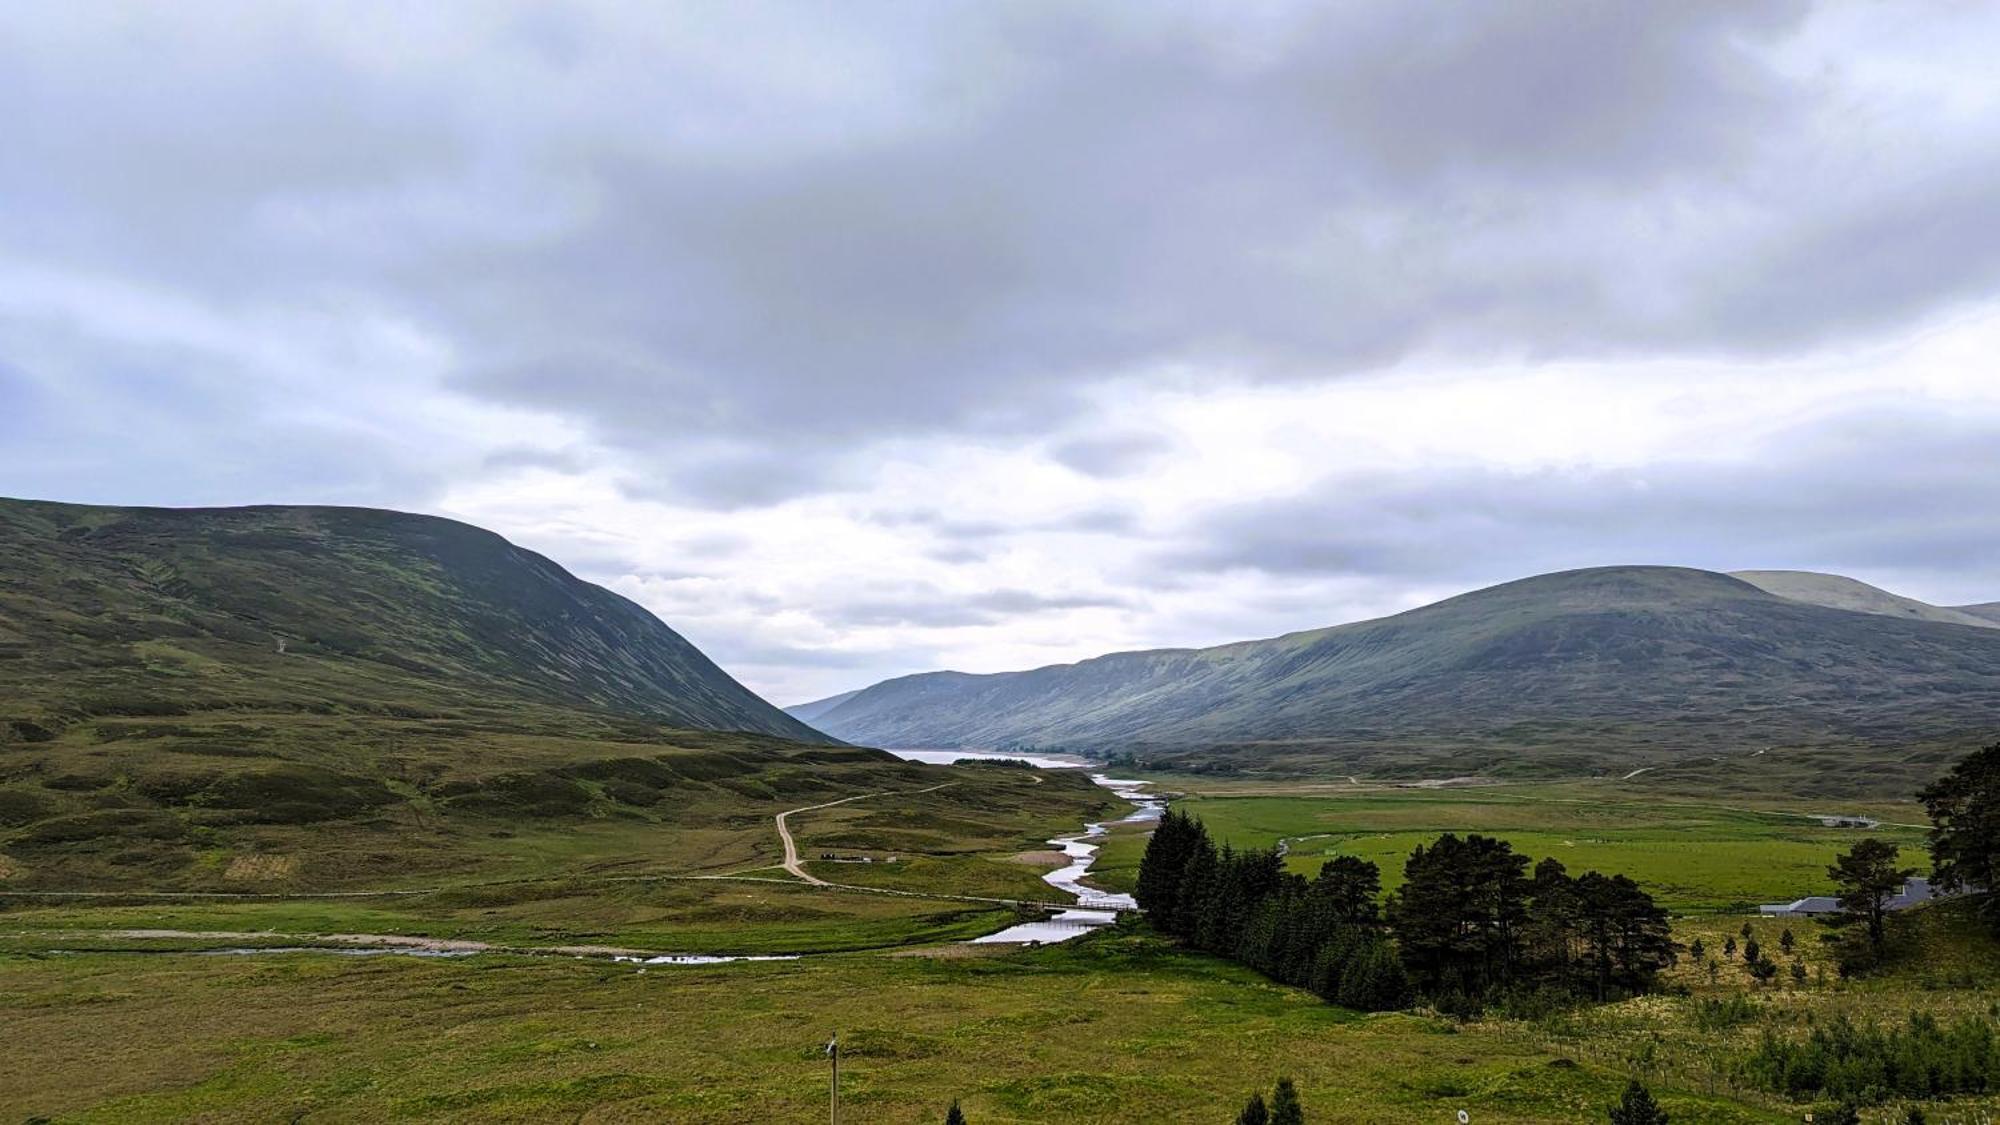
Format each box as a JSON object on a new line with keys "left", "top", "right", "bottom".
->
{"left": 6, "top": 764, "right": 1996, "bottom": 1121}
{"left": 5, "top": 913, "right": 1997, "bottom": 1123}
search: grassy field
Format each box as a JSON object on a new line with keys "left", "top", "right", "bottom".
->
{"left": 4, "top": 767, "right": 1998, "bottom": 1121}
{"left": 1090, "top": 781, "right": 1932, "bottom": 914}
{"left": 2, "top": 734, "right": 1114, "bottom": 958}
{"left": 4, "top": 905, "right": 1996, "bottom": 1124}
{"left": 0, "top": 713, "right": 1113, "bottom": 893}
{"left": 0, "top": 933, "right": 1782, "bottom": 1124}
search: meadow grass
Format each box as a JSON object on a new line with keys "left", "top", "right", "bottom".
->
{"left": 0, "top": 930, "right": 1808, "bottom": 1124}
{"left": 1092, "top": 785, "right": 1932, "bottom": 914}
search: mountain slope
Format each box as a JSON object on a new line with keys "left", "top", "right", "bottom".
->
{"left": 807, "top": 566, "right": 2000, "bottom": 771}
{"left": 787, "top": 689, "right": 862, "bottom": 724}
{"left": 1955, "top": 603, "right": 2000, "bottom": 626}
{"left": 1730, "top": 570, "right": 1997, "bottom": 629}
{"left": 0, "top": 498, "right": 821, "bottom": 741}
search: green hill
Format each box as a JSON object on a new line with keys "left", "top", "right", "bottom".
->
{"left": 799, "top": 566, "right": 2000, "bottom": 778}
{"left": 0, "top": 498, "right": 903, "bottom": 893}
{"left": 0, "top": 498, "right": 819, "bottom": 741}
{"left": 1730, "top": 569, "right": 1997, "bottom": 629}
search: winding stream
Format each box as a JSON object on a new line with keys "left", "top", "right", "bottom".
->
{"left": 882, "top": 749, "right": 1161, "bottom": 944}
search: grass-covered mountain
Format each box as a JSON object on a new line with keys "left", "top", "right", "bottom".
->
{"left": 796, "top": 566, "right": 2000, "bottom": 779}
{"left": 1730, "top": 569, "right": 1998, "bottom": 630}
{"left": 0, "top": 498, "right": 901, "bottom": 893}
{"left": 1957, "top": 603, "right": 2000, "bottom": 626}
{"left": 0, "top": 498, "right": 819, "bottom": 741}
{"left": 785, "top": 689, "right": 861, "bottom": 725}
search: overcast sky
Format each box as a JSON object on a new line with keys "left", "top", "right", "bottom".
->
{"left": 6, "top": 2, "right": 2000, "bottom": 704}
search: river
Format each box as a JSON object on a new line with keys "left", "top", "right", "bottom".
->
{"left": 881, "top": 748, "right": 1162, "bottom": 944}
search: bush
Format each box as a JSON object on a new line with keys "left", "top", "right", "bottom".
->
{"left": 0, "top": 788, "right": 51, "bottom": 828}
{"left": 441, "top": 771, "right": 593, "bottom": 818}
{"left": 13, "top": 809, "right": 185, "bottom": 848}
{"left": 1693, "top": 995, "right": 1759, "bottom": 1032}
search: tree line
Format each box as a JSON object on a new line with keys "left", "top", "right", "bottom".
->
{"left": 1745, "top": 1011, "right": 2000, "bottom": 1106}
{"left": 1136, "top": 811, "right": 1675, "bottom": 1012}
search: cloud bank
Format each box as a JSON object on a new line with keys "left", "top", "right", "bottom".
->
{"left": 4, "top": 2, "right": 1999, "bottom": 701}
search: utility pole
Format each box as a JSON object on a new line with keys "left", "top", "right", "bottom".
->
{"left": 825, "top": 1032, "right": 839, "bottom": 1125}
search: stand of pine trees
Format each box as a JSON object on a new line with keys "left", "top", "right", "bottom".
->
{"left": 1137, "top": 813, "right": 1675, "bottom": 1012}
{"left": 1137, "top": 810, "right": 1410, "bottom": 1010}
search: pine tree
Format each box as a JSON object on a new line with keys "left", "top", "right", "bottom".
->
{"left": 1606, "top": 1079, "right": 1670, "bottom": 1124}
{"left": 1918, "top": 741, "right": 2000, "bottom": 934}
{"left": 1688, "top": 938, "right": 1705, "bottom": 962}
{"left": 1235, "top": 1092, "right": 1269, "bottom": 1125}
{"left": 1390, "top": 833, "right": 1530, "bottom": 999}
{"left": 1789, "top": 959, "right": 1807, "bottom": 986}
{"left": 944, "top": 1100, "right": 967, "bottom": 1125}
{"left": 1747, "top": 956, "right": 1778, "bottom": 987}
{"left": 1269, "top": 1077, "right": 1304, "bottom": 1125}
{"left": 1779, "top": 928, "right": 1795, "bottom": 954}
{"left": 1135, "top": 810, "right": 1195, "bottom": 917}
{"left": 1723, "top": 935, "right": 1736, "bottom": 961}
{"left": 1828, "top": 838, "right": 1916, "bottom": 952}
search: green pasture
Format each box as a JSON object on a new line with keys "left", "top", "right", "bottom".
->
{"left": 1091, "top": 787, "right": 1931, "bottom": 915}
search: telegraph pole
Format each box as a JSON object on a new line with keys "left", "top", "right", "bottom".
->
{"left": 825, "top": 1032, "right": 840, "bottom": 1125}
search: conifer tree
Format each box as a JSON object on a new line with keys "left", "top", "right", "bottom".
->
{"left": 1235, "top": 1092, "right": 1269, "bottom": 1125}
{"left": 1135, "top": 810, "right": 1196, "bottom": 916}
{"left": 1269, "top": 1077, "right": 1304, "bottom": 1125}
{"left": 1919, "top": 741, "right": 2000, "bottom": 934}
{"left": 944, "top": 1100, "right": 967, "bottom": 1125}
{"left": 1607, "top": 1079, "right": 1669, "bottom": 1124}
{"left": 1828, "top": 838, "right": 1916, "bottom": 952}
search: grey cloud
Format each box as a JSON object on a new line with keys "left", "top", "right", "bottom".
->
{"left": 819, "top": 582, "right": 1130, "bottom": 630}
{"left": 967, "top": 588, "right": 1133, "bottom": 615}
{"left": 12, "top": 3, "right": 1998, "bottom": 510}
{"left": 481, "top": 446, "right": 585, "bottom": 473}
{"left": 1161, "top": 407, "right": 2000, "bottom": 599}
{"left": 615, "top": 446, "right": 857, "bottom": 510}
{"left": 872, "top": 504, "right": 1139, "bottom": 540}
{"left": 1049, "top": 431, "right": 1173, "bottom": 478}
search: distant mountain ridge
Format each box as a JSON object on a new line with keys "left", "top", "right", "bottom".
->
{"left": 0, "top": 498, "right": 821, "bottom": 742}
{"left": 1729, "top": 570, "right": 1998, "bottom": 630}
{"left": 786, "top": 689, "right": 862, "bottom": 724}
{"left": 794, "top": 566, "right": 2000, "bottom": 772}
{"left": 1954, "top": 603, "right": 2000, "bottom": 625}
